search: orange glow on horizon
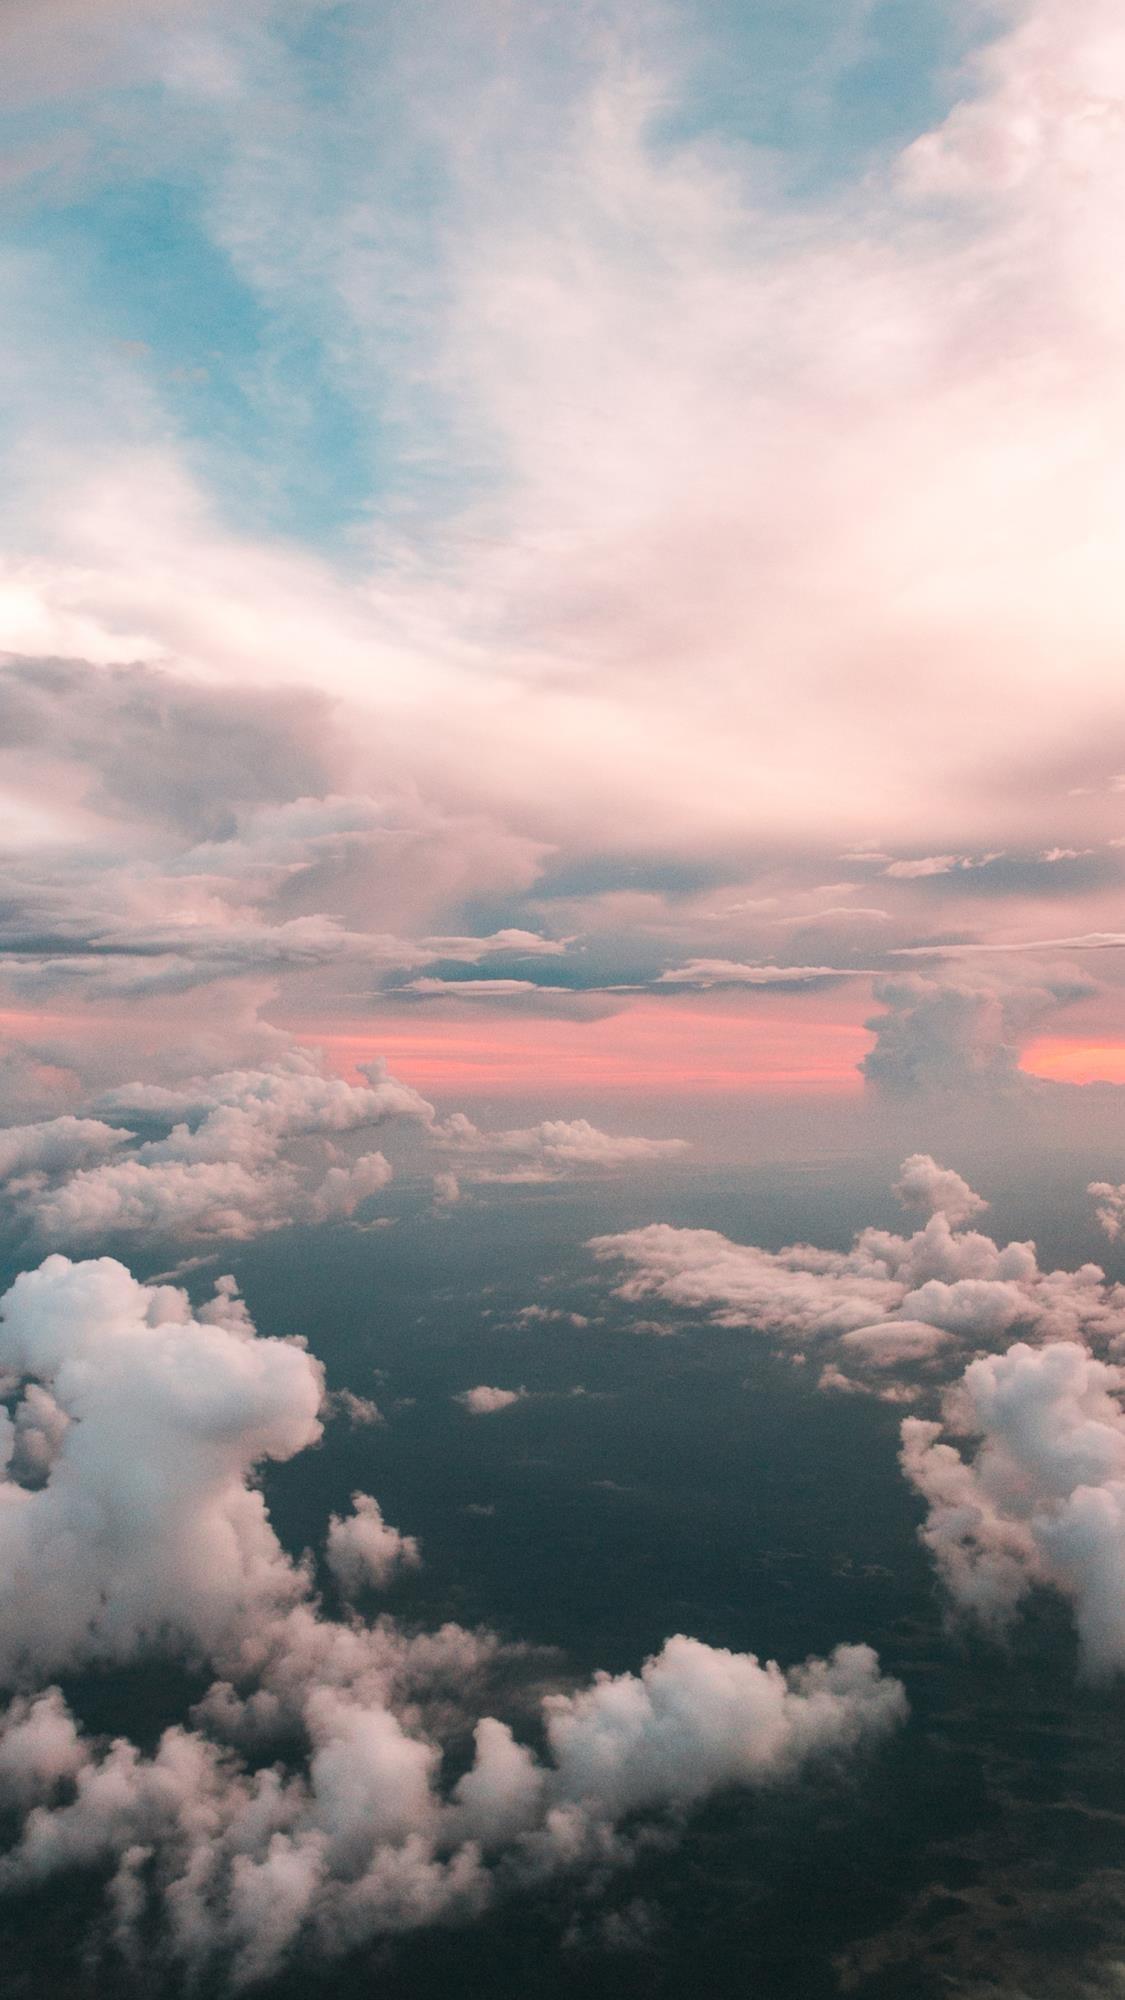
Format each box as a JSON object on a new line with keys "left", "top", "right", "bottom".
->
{"left": 290, "top": 998, "right": 871, "bottom": 1096}
{"left": 1022, "top": 1038, "right": 1125, "bottom": 1085}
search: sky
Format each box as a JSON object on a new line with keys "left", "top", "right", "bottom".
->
{"left": 4, "top": 1, "right": 1125, "bottom": 1995}
{"left": 1, "top": 0, "right": 1125, "bottom": 1126}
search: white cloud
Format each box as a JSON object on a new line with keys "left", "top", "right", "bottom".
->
{"left": 0, "top": 1052, "right": 431, "bottom": 1248}
{"left": 455, "top": 1386, "right": 526, "bottom": 1415}
{"left": 0, "top": 1252, "right": 905, "bottom": 1979}
{"left": 901, "top": 1338, "right": 1125, "bottom": 1677}
{"left": 0, "top": 1116, "right": 130, "bottom": 1181}
{"left": 325, "top": 1494, "right": 421, "bottom": 1596}
{"left": 0, "top": 1255, "right": 321, "bottom": 1678}
{"left": 592, "top": 1155, "right": 1125, "bottom": 1392}
{"left": 838, "top": 1321, "right": 956, "bottom": 1368}
{"left": 438, "top": 1114, "right": 688, "bottom": 1183}
{"left": 539, "top": 1638, "right": 907, "bottom": 1820}
{"left": 656, "top": 961, "right": 844, "bottom": 987}
{"left": 892, "top": 1154, "right": 989, "bottom": 1228}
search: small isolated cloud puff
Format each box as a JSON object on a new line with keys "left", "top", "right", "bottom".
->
{"left": 1090, "top": 1180, "right": 1125, "bottom": 1240}
{"left": 455, "top": 1386, "right": 527, "bottom": 1415}
{"left": 893, "top": 1154, "right": 989, "bottom": 1227}
{"left": 325, "top": 1494, "right": 421, "bottom": 1596}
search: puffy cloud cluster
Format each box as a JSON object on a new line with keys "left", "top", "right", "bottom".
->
{"left": 0, "top": 1115, "right": 130, "bottom": 1180}
{"left": 592, "top": 1156, "right": 1125, "bottom": 1398}
{"left": 0, "top": 1052, "right": 434, "bottom": 1247}
{"left": 0, "top": 1254, "right": 905, "bottom": 1981}
{"left": 901, "top": 1341, "right": 1125, "bottom": 1677}
{"left": 0, "top": 1255, "right": 322, "bottom": 1679}
{"left": 0, "top": 1053, "right": 692, "bottom": 1250}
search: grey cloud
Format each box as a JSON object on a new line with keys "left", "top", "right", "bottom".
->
{"left": 0, "top": 656, "right": 335, "bottom": 838}
{"left": 861, "top": 962, "right": 1096, "bottom": 1098}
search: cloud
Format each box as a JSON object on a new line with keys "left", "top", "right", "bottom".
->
{"left": 0, "top": 1052, "right": 432, "bottom": 1248}
{"left": 0, "top": 1252, "right": 905, "bottom": 1980}
{"left": 0, "top": 1254, "right": 321, "bottom": 1680}
{"left": 0, "top": 1046, "right": 693, "bottom": 1250}
{"left": 838, "top": 1321, "right": 956, "bottom": 1368}
{"left": 404, "top": 978, "right": 551, "bottom": 998}
{"left": 454, "top": 1386, "right": 527, "bottom": 1416}
{"left": 590, "top": 1220, "right": 903, "bottom": 1338}
{"left": 901, "top": 1339, "right": 1125, "bottom": 1677}
{"left": 0, "top": 1115, "right": 130, "bottom": 1180}
{"left": 861, "top": 963, "right": 1096, "bottom": 1097}
{"left": 656, "top": 961, "right": 846, "bottom": 988}
{"left": 437, "top": 1114, "right": 688, "bottom": 1183}
{"left": 325, "top": 1495, "right": 422, "bottom": 1596}
{"left": 1089, "top": 1180, "right": 1125, "bottom": 1240}
{"left": 892, "top": 1154, "right": 989, "bottom": 1227}
{"left": 591, "top": 1154, "right": 1125, "bottom": 1393}
{"left": 436, "top": 1112, "right": 684, "bottom": 1184}
{"left": 534, "top": 1635, "right": 906, "bottom": 1821}
{"left": 3, "top": 0, "right": 1125, "bottom": 1052}
{"left": 884, "top": 857, "right": 960, "bottom": 879}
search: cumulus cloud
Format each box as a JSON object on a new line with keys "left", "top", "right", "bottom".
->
{"left": 838, "top": 1321, "right": 956, "bottom": 1368}
{"left": 0, "top": 1253, "right": 905, "bottom": 1981}
{"left": 1089, "top": 1180, "right": 1125, "bottom": 1240}
{"left": 0, "top": 1115, "right": 130, "bottom": 1181}
{"left": 455, "top": 1386, "right": 527, "bottom": 1415}
{"left": 592, "top": 1155, "right": 1125, "bottom": 1395}
{"left": 325, "top": 1494, "right": 421, "bottom": 1596}
{"left": 0, "top": 1041, "right": 695, "bottom": 1250}
{"left": 537, "top": 1639, "right": 907, "bottom": 1820}
{"left": 0, "top": 1052, "right": 432, "bottom": 1248}
{"left": 901, "top": 1340, "right": 1125, "bottom": 1677}
{"left": 892, "top": 1154, "right": 989, "bottom": 1228}
{"left": 861, "top": 964, "right": 1096, "bottom": 1098}
{"left": 0, "top": 1255, "right": 322, "bottom": 1680}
